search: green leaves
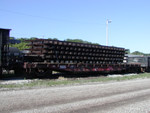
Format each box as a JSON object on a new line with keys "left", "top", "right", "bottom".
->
{"left": 131, "top": 51, "right": 150, "bottom": 56}
{"left": 9, "top": 42, "right": 29, "bottom": 50}
{"left": 65, "top": 39, "right": 100, "bottom": 45}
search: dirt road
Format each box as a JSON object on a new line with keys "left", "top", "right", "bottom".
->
{"left": 0, "top": 79, "right": 150, "bottom": 113}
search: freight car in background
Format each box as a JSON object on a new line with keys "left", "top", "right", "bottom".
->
{"left": 126, "top": 54, "right": 150, "bottom": 72}
{"left": 0, "top": 28, "right": 22, "bottom": 75}
{"left": 0, "top": 28, "right": 10, "bottom": 75}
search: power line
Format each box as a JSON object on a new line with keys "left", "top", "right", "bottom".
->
{"left": 0, "top": 8, "right": 104, "bottom": 25}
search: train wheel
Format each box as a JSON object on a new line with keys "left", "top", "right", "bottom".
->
{"left": 0, "top": 67, "right": 2, "bottom": 76}
{"left": 34, "top": 68, "right": 52, "bottom": 77}
{"left": 141, "top": 68, "right": 145, "bottom": 73}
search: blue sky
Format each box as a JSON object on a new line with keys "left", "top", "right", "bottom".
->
{"left": 0, "top": 0, "right": 150, "bottom": 53}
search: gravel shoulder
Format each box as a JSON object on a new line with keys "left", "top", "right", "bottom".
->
{"left": 0, "top": 78, "right": 150, "bottom": 113}
{"left": 1, "top": 73, "right": 150, "bottom": 91}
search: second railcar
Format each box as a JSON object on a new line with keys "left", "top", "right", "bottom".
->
{"left": 127, "top": 54, "right": 150, "bottom": 72}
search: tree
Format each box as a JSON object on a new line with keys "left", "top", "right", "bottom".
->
{"left": 65, "top": 39, "right": 100, "bottom": 45}
{"left": 9, "top": 42, "right": 29, "bottom": 50}
{"left": 131, "top": 51, "right": 150, "bottom": 56}
{"left": 126, "top": 49, "right": 130, "bottom": 54}
{"left": 132, "top": 51, "right": 144, "bottom": 55}
{"left": 10, "top": 37, "right": 15, "bottom": 39}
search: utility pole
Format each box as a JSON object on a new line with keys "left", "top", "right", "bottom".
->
{"left": 106, "top": 19, "right": 112, "bottom": 46}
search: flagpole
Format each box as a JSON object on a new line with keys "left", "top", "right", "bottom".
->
{"left": 106, "top": 19, "right": 112, "bottom": 46}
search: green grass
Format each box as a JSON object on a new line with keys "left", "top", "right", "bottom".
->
{"left": 1, "top": 73, "right": 150, "bottom": 89}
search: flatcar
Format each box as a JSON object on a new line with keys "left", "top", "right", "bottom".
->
{"left": 23, "top": 39, "right": 141, "bottom": 76}
{"left": 0, "top": 28, "right": 147, "bottom": 77}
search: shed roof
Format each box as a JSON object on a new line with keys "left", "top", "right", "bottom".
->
{"left": 0, "top": 28, "right": 11, "bottom": 31}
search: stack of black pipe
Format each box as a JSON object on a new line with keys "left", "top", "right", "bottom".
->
{"left": 26, "top": 39, "right": 125, "bottom": 65}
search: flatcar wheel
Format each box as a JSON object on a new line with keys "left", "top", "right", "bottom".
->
{"left": 141, "top": 68, "right": 145, "bottom": 73}
{"left": 0, "top": 68, "right": 2, "bottom": 76}
{"left": 34, "top": 68, "right": 51, "bottom": 77}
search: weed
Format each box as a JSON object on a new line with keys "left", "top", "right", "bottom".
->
{"left": 0, "top": 73, "right": 150, "bottom": 89}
